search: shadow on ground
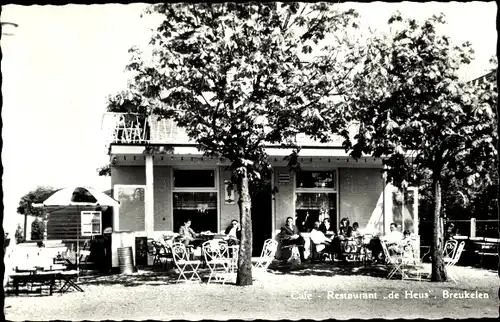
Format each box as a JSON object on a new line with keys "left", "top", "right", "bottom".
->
{"left": 79, "top": 261, "right": 401, "bottom": 287}
{"left": 268, "top": 260, "right": 392, "bottom": 278}
{"left": 79, "top": 267, "right": 208, "bottom": 287}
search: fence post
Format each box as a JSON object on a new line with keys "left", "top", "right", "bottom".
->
{"left": 470, "top": 218, "right": 476, "bottom": 238}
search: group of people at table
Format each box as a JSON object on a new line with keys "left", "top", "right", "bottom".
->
{"left": 174, "top": 216, "right": 414, "bottom": 264}
{"left": 280, "top": 216, "right": 415, "bottom": 263}
{"left": 176, "top": 218, "right": 242, "bottom": 249}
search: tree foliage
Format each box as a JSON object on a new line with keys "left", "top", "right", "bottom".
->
{"left": 110, "top": 2, "right": 361, "bottom": 285}
{"left": 17, "top": 186, "right": 58, "bottom": 218}
{"left": 342, "top": 12, "right": 497, "bottom": 281}
{"left": 97, "top": 164, "right": 111, "bottom": 177}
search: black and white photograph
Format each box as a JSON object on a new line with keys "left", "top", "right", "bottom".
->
{"left": 2, "top": 1, "right": 498, "bottom": 320}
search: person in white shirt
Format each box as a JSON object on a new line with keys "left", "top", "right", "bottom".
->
{"left": 351, "top": 222, "right": 362, "bottom": 238}
{"left": 224, "top": 219, "right": 241, "bottom": 246}
{"left": 310, "top": 221, "right": 334, "bottom": 253}
{"left": 383, "top": 223, "right": 404, "bottom": 255}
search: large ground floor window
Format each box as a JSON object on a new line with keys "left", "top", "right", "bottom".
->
{"left": 295, "top": 193, "right": 337, "bottom": 232}
{"left": 173, "top": 192, "right": 218, "bottom": 233}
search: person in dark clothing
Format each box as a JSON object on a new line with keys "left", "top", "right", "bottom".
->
{"left": 280, "top": 216, "right": 306, "bottom": 262}
{"left": 319, "top": 218, "right": 333, "bottom": 234}
{"left": 338, "top": 217, "right": 352, "bottom": 238}
{"left": 333, "top": 217, "right": 352, "bottom": 263}
{"left": 224, "top": 219, "right": 241, "bottom": 246}
{"left": 444, "top": 223, "right": 456, "bottom": 241}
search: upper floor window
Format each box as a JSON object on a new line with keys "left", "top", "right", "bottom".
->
{"left": 173, "top": 170, "right": 216, "bottom": 188}
{"left": 296, "top": 171, "right": 336, "bottom": 189}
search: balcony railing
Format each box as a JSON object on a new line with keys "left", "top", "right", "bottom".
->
{"left": 101, "top": 112, "right": 191, "bottom": 147}
{"left": 101, "top": 112, "right": 351, "bottom": 150}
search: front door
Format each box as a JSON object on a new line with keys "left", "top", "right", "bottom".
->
{"left": 250, "top": 176, "right": 273, "bottom": 257}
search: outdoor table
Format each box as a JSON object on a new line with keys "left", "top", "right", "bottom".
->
{"left": 199, "top": 233, "right": 216, "bottom": 241}
{"left": 10, "top": 263, "right": 81, "bottom": 295}
{"left": 10, "top": 271, "right": 58, "bottom": 295}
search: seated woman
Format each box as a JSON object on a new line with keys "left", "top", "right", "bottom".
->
{"left": 178, "top": 219, "right": 203, "bottom": 248}
{"left": 332, "top": 217, "right": 352, "bottom": 264}
{"left": 351, "top": 222, "right": 362, "bottom": 238}
{"left": 310, "top": 221, "right": 334, "bottom": 251}
{"left": 399, "top": 230, "right": 414, "bottom": 253}
{"left": 338, "top": 217, "right": 352, "bottom": 239}
{"left": 224, "top": 219, "right": 241, "bottom": 246}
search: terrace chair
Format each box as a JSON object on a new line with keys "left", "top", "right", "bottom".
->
{"left": 342, "top": 237, "right": 363, "bottom": 263}
{"left": 202, "top": 240, "right": 231, "bottom": 284}
{"left": 310, "top": 240, "right": 331, "bottom": 263}
{"left": 400, "top": 239, "right": 423, "bottom": 280}
{"left": 252, "top": 239, "right": 278, "bottom": 271}
{"left": 151, "top": 240, "right": 172, "bottom": 271}
{"left": 444, "top": 241, "right": 465, "bottom": 283}
{"left": 171, "top": 243, "right": 202, "bottom": 283}
{"left": 443, "top": 239, "right": 458, "bottom": 260}
{"left": 380, "top": 240, "right": 404, "bottom": 279}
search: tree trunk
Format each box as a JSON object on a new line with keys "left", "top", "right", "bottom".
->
{"left": 496, "top": 92, "right": 500, "bottom": 310}
{"left": 431, "top": 177, "right": 447, "bottom": 281}
{"left": 23, "top": 214, "right": 28, "bottom": 241}
{"left": 236, "top": 167, "right": 253, "bottom": 286}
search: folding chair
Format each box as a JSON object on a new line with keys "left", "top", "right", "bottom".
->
{"left": 252, "top": 239, "right": 278, "bottom": 271}
{"left": 58, "top": 270, "right": 84, "bottom": 293}
{"left": 342, "top": 237, "right": 363, "bottom": 263}
{"left": 202, "top": 240, "right": 231, "bottom": 284}
{"left": 171, "top": 243, "right": 202, "bottom": 283}
{"left": 443, "top": 239, "right": 458, "bottom": 260}
{"left": 380, "top": 240, "right": 404, "bottom": 279}
{"left": 444, "top": 241, "right": 465, "bottom": 283}
{"left": 400, "top": 239, "right": 423, "bottom": 280}
{"left": 151, "top": 240, "right": 172, "bottom": 271}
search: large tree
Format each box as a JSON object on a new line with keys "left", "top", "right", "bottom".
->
{"left": 341, "top": 13, "right": 497, "bottom": 281}
{"left": 110, "top": 2, "right": 360, "bottom": 285}
{"left": 17, "top": 186, "right": 58, "bottom": 240}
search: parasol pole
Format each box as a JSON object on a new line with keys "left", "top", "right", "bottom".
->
{"left": 77, "top": 204, "right": 80, "bottom": 281}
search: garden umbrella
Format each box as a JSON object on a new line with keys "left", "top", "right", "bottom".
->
{"left": 35, "top": 186, "right": 120, "bottom": 277}
{"left": 41, "top": 186, "right": 120, "bottom": 207}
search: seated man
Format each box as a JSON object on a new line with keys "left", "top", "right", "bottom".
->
{"left": 382, "top": 223, "right": 404, "bottom": 255}
{"left": 280, "top": 216, "right": 306, "bottom": 262}
{"left": 178, "top": 219, "right": 202, "bottom": 248}
{"left": 310, "top": 221, "right": 335, "bottom": 256}
{"left": 224, "top": 219, "right": 241, "bottom": 246}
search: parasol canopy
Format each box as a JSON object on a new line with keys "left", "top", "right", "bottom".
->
{"left": 38, "top": 186, "right": 119, "bottom": 207}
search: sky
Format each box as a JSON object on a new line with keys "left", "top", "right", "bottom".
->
{"left": 1, "top": 2, "right": 497, "bottom": 235}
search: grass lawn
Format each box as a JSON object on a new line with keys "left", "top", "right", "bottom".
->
{"left": 4, "top": 262, "right": 498, "bottom": 320}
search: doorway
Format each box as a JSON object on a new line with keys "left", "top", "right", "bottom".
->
{"left": 250, "top": 176, "right": 273, "bottom": 257}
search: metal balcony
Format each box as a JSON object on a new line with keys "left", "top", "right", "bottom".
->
{"left": 101, "top": 112, "right": 353, "bottom": 152}
{"left": 101, "top": 113, "right": 191, "bottom": 148}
